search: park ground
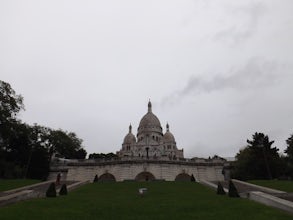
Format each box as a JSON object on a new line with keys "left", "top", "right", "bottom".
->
{"left": 0, "top": 181, "right": 293, "bottom": 220}
{"left": 0, "top": 179, "right": 40, "bottom": 192}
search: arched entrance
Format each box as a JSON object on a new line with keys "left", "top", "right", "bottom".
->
{"left": 175, "top": 173, "right": 191, "bottom": 181}
{"left": 135, "top": 172, "right": 155, "bottom": 182}
{"left": 99, "top": 173, "right": 116, "bottom": 182}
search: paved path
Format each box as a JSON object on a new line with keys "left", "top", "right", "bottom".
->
{"left": 0, "top": 180, "right": 77, "bottom": 207}
{"left": 219, "top": 180, "right": 293, "bottom": 202}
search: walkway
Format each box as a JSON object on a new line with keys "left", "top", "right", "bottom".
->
{"left": 220, "top": 180, "right": 293, "bottom": 202}
{"left": 0, "top": 180, "right": 87, "bottom": 207}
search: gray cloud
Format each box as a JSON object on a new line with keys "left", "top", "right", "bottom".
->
{"left": 1, "top": 1, "right": 292, "bottom": 158}
{"left": 213, "top": 1, "right": 267, "bottom": 44}
{"left": 161, "top": 58, "right": 282, "bottom": 106}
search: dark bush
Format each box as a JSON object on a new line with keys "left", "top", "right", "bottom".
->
{"left": 59, "top": 184, "right": 68, "bottom": 195}
{"left": 46, "top": 182, "right": 56, "bottom": 197}
{"left": 217, "top": 182, "right": 226, "bottom": 195}
{"left": 190, "top": 174, "right": 196, "bottom": 182}
{"left": 228, "top": 180, "right": 239, "bottom": 197}
{"left": 93, "top": 174, "right": 98, "bottom": 182}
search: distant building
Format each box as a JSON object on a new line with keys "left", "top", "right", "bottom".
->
{"left": 117, "top": 101, "right": 183, "bottom": 160}
{"left": 49, "top": 101, "right": 228, "bottom": 182}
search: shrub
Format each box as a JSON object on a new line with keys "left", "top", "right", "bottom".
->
{"left": 46, "top": 182, "right": 56, "bottom": 197}
{"left": 59, "top": 184, "right": 68, "bottom": 195}
{"left": 190, "top": 174, "right": 196, "bottom": 182}
{"left": 217, "top": 182, "right": 226, "bottom": 195}
{"left": 228, "top": 180, "right": 239, "bottom": 197}
{"left": 93, "top": 174, "right": 98, "bottom": 182}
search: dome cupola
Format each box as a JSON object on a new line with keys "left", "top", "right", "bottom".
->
{"left": 163, "top": 123, "right": 176, "bottom": 143}
{"left": 123, "top": 124, "right": 136, "bottom": 144}
{"left": 137, "top": 101, "right": 162, "bottom": 137}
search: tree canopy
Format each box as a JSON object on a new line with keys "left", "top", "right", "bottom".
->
{"left": 88, "top": 152, "right": 118, "bottom": 160}
{"left": 232, "top": 132, "right": 284, "bottom": 180}
{"left": 0, "top": 80, "right": 24, "bottom": 122}
{"left": 285, "top": 134, "right": 293, "bottom": 161}
{"left": 285, "top": 134, "right": 293, "bottom": 177}
{"left": 0, "top": 80, "right": 87, "bottom": 179}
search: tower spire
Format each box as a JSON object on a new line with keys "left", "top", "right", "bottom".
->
{"left": 129, "top": 124, "right": 132, "bottom": 133}
{"left": 148, "top": 99, "right": 152, "bottom": 113}
{"left": 166, "top": 122, "right": 169, "bottom": 132}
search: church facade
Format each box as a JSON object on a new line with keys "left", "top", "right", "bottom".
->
{"left": 118, "top": 101, "right": 183, "bottom": 160}
{"left": 49, "top": 102, "right": 228, "bottom": 182}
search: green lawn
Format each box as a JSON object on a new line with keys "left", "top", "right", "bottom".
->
{"left": 248, "top": 180, "right": 293, "bottom": 192}
{"left": 0, "top": 182, "right": 292, "bottom": 220}
{"left": 0, "top": 179, "right": 40, "bottom": 192}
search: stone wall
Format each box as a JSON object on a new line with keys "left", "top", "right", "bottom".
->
{"left": 49, "top": 160, "right": 226, "bottom": 182}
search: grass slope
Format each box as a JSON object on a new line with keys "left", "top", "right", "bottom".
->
{"left": 248, "top": 180, "right": 293, "bottom": 192}
{"left": 1, "top": 182, "right": 292, "bottom": 220}
{"left": 0, "top": 179, "right": 40, "bottom": 192}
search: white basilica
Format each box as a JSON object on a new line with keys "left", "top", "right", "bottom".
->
{"left": 49, "top": 101, "right": 227, "bottom": 182}
{"left": 117, "top": 101, "right": 184, "bottom": 160}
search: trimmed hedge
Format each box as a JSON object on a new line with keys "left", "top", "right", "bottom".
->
{"left": 59, "top": 184, "right": 68, "bottom": 195}
{"left": 217, "top": 182, "right": 226, "bottom": 195}
{"left": 228, "top": 180, "right": 239, "bottom": 197}
{"left": 93, "top": 175, "right": 98, "bottom": 182}
{"left": 191, "top": 174, "right": 196, "bottom": 182}
{"left": 46, "top": 182, "right": 56, "bottom": 197}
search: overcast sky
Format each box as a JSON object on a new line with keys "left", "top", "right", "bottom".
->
{"left": 1, "top": 0, "right": 293, "bottom": 158}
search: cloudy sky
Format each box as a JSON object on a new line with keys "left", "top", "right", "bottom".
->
{"left": 1, "top": 0, "right": 293, "bottom": 158}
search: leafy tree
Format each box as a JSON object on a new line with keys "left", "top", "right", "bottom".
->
{"left": 0, "top": 80, "right": 87, "bottom": 179}
{"left": 88, "top": 152, "right": 118, "bottom": 159}
{"left": 49, "top": 130, "right": 86, "bottom": 159}
{"left": 285, "top": 134, "right": 293, "bottom": 161}
{"left": 75, "top": 148, "right": 87, "bottom": 159}
{"left": 2, "top": 122, "right": 31, "bottom": 178}
{"left": 232, "top": 132, "right": 284, "bottom": 180}
{"left": 0, "top": 80, "right": 24, "bottom": 122}
{"left": 24, "top": 124, "right": 52, "bottom": 179}
{"left": 0, "top": 80, "right": 25, "bottom": 166}
{"left": 285, "top": 134, "right": 293, "bottom": 177}
{"left": 0, "top": 122, "right": 51, "bottom": 179}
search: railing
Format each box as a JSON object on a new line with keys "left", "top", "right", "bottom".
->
{"left": 50, "top": 156, "right": 227, "bottom": 166}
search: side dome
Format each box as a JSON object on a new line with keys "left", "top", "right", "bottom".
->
{"left": 137, "top": 101, "right": 162, "bottom": 136}
{"left": 163, "top": 123, "right": 176, "bottom": 143}
{"left": 123, "top": 125, "right": 136, "bottom": 144}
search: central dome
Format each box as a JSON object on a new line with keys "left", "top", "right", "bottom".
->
{"left": 139, "top": 113, "right": 161, "bottom": 128}
{"left": 137, "top": 101, "right": 162, "bottom": 136}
